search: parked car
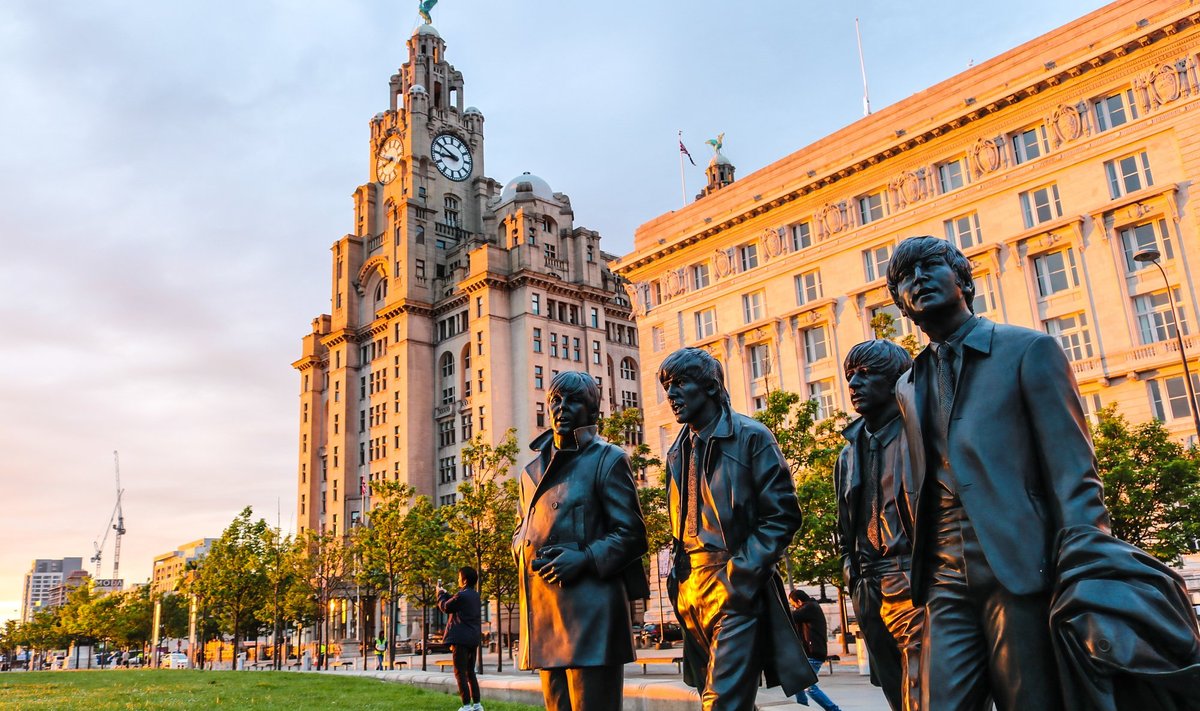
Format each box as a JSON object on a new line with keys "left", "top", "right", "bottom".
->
{"left": 162, "top": 652, "right": 190, "bottom": 669}
{"left": 414, "top": 634, "right": 451, "bottom": 655}
{"left": 640, "top": 622, "right": 684, "bottom": 644}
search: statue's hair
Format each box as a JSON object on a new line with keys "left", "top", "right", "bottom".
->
{"left": 885, "top": 236, "right": 975, "bottom": 313}
{"left": 844, "top": 339, "right": 913, "bottom": 382}
{"left": 658, "top": 347, "right": 731, "bottom": 410}
{"left": 547, "top": 370, "right": 601, "bottom": 423}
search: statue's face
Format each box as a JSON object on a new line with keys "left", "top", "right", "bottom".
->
{"left": 548, "top": 387, "right": 590, "bottom": 435}
{"left": 846, "top": 364, "right": 896, "bottom": 418}
{"left": 893, "top": 254, "right": 966, "bottom": 324}
{"left": 661, "top": 373, "right": 718, "bottom": 428}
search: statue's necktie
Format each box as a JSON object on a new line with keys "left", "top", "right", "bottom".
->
{"left": 865, "top": 434, "right": 882, "bottom": 550}
{"left": 936, "top": 345, "right": 956, "bottom": 434}
{"left": 686, "top": 433, "right": 702, "bottom": 537}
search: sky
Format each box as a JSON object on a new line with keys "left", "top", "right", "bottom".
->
{"left": 0, "top": 0, "right": 1111, "bottom": 623}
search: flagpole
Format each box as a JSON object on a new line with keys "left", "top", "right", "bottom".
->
{"left": 856, "top": 18, "right": 871, "bottom": 117}
{"left": 678, "top": 130, "right": 688, "bottom": 207}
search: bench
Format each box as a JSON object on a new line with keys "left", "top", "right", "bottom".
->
{"left": 332, "top": 659, "right": 357, "bottom": 671}
{"left": 636, "top": 656, "right": 683, "bottom": 674}
{"left": 435, "top": 659, "right": 456, "bottom": 672}
{"left": 824, "top": 655, "right": 840, "bottom": 675}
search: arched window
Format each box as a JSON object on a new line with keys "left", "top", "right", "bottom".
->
{"left": 440, "top": 351, "right": 455, "bottom": 379}
{"left": 542, "top": 216, "right": 556, "bottom": 234}
{"left": 620, "top": 357, "right": 637, "bottom": 380}
{"left": 374, "top": 279, "right": 388, "bottom": 306}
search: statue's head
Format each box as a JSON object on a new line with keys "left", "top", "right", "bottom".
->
{"left": 844, "top": 339, "right": 912, "bottom": 419}
{"left": 658, "top": 347, "right": 729, "bottom": 428}
{"left": 886, "top": 236, "right": 975, "bottom": 326}
{"left": 547, "top": 371, "right": 601, "bottom": 437}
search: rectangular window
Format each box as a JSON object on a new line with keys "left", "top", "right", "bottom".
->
{"left": 803, "top": 326, "right": 829, "bottom": 363}
{"left": 1044, "top": 312, "right": 1094, "bottom": 361}
{"left": 790, "top": 221, "right": 813, "bottom": 251}
{"left": 748, "top": 343, "right": 771, "bottom": 380}
{"left": 795, "top": 270, "right": 822, "bottom": 305}
{"left": 943, "top": 212, "right": 982, "bottom": 250}
{"left": 652, "top": 326, "right": 665, "bottom": 352}
{"left": 863, "top": 243, "right": 894, "bottom": 282}
{"left": 438, "top": 420, "right": 456, "bottom": 448}
{"left": 534, "top": 365, "right": 544, "bottom": 389}
{"left": 742, "top": 291, "right": 765, "bottom": 323}
{"left": 590, "top": 307, "right": 599, "bottom": 328}
{"left": 550, "top": 332, "right": 558, "bottom": 358}
{"left": 1032, "top": 248, "right": 1080, "bottom": 297}
{"left": 858, "top": 190, "right": 886, "bottom": 224}
{"left": 533, "top": 328, "right": 542, "bottom": 353}
{"left": 536, "top": 402, "right": 545, "bottom": 428}
{"left": 973, "top": 273, "right": 996, "bottom": 315}
{"left": 531, "top": 293, "right": 541, "bottom": 315}
{"left": 809, "top": 379, "right": 835, "bottom": 420}
{"left": 738, "top": 243, "right": 759, "bottom": 271}
{"left": 415, "top": 259, "right": 426, "bottom": 280}
{"left": 1019, "top": 184, "right": 1063, "bottom": 228}
{"left": 1104, "top": 151, "right": 1153, "bottom": 199}
{"left": 1121, "top": 220, "right": 1173, "bottom": 273}
{"left": 937, "top": 157, "right": 967, "bottom": 193}
{"left": 692, "top": 262, "right": 711, "bottom": 289}
{"left": 591, "top": 340, "right": 600, "bottom": 364}
{"left": 695, "top": 308, "right": 717, "bottom": 339}
{"left": 1093, "top": 89, "right": 1138, "bottom": 132}
{"left": 1148, "top": 374, "right": 1200, "bottom": 421}
{"left": 1134, "top": 289, "right": 1189, "bottom": 344}
{"left": 1011, "top": 125, "right": 1048, "bottom": 164}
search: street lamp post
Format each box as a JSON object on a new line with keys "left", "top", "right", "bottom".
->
{"left": 1133, "top": 248, "right": 1200, "bottom": 441}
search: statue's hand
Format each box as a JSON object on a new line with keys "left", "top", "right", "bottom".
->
{"left": 536, "top": 546, "right": 587, "bottom": 585}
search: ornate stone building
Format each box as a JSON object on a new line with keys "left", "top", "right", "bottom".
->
{"left": 293, "top": 23, "right": 641, "bottom": 540}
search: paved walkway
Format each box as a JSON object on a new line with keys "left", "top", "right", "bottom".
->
{"left": 316, "top": 649, "right": 891, "bottom": 711}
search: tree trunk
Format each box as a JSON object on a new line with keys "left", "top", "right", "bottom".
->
{"left": 494, "top": 595, "right": 503, "bottom": 672}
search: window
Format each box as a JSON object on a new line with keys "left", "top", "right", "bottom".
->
{"left": 544, "top": 243, "right": 557, "bottom": 261}
{"left": 620, "top": 357, "right": 637, "bottom": 380}
{"left": 440, "top": 352, "right": 454, "bottom": 379}
{"left": 534, "top": 365, "right": 544, "bottom": 389}
{"left": 1134, "top": 289, "right": 1189, "bottom": 344}
{"left": 1093, "top": 89, "right": 1138, "bottom": 132}
{"left": 790, "top": 221, "right": 813, "bottom": 251}
{"left": 742, "top": 291, "right": 764, "bottom": 323}
{"left": 415, "top": 259, "right": 426, "bottom": 280}
{"left": 1032, "top": 248, "right": 1080, "bottom": 297}
{"left": 550, "top": 332, "right": 558, "bottom": 358}
{"left": 1019, "top": 184, "right": 1063, "bottom": 228}
{"left": 944, "top": 212, "right": 982, "bottom": 250}
{"left": 1148, "top": 374, "right": 1200, "bottom": 421}
{"left": 1044, "top": 313, "right": 1094, "bottom": 361}
{"left": 795, "top": 270, "right": 822, "bottom": 305}
{"left": 438, "top": 420, "right": 456, "bottom": 448}
{"left": 531, "top": 293, "right": 541, "bottom": 314}
{"left": 870, "top": 303, "right": 914, "bottom": 337}
{"left": 533, "top": 328, "right": 542, "bottom": 353}
{"left": 536, "top": 403, "right": 546, "bottom": 428}
{"left": 858, "top": 190, "right": 886, "bottom": 224}
{"left": 695, "top": 308, "right": 717, "bottom": 339}
{"left": 863, "top": 243, "right": 893, "bottom": 282}
{"left": 439, "top": 456, "right": 457, "bottom": 484}
{"left": 590, "top": 307, "right": 599, "bottom": 328}
{"left": 692, "top": 262, "right": 711, "bottom": 289}
{"left": 621, "top": 390, "right": 640, "bottom": 409}
{"left": 809, "top": 380, "right": 835, "bottom": 420}
{"left": 461, "top": 413, "right": 472, "bottom": 440}
{"left": 937, "top": 157, "right": 967, "bottom": 193}
{"left": 573, "top": 337, "right": 581, "bottom": 362}
{"left": 973, "top": 273, "right": 997, "bottom": 316}
{"left": 587, "top": 245, "right": 594, "bottom": 262}
{"left": 1104, "top": 151, "right": 1153, "bottom": 199}
{"left": 652, "top": 326, "right": 665, "bottom": 352}
{"left": 476, "top": 331, "right": 483, "bottom": 356}
{"left": 1121, "top": 220, "right": 1173, "bottom": 273}
{"left": 748, "top": 343, "right": 771, "bottom": 380}
{"left": 1011, "top": 125, "right": 1048, "bottom": 164}
{"left": 738, "top": 243, "right": 759, "bottom": 271}
{"left": 591, "top": 340, "right": 600, "bottom": 364}
{"left": 803, "top": 326, "right": 829, "bottom": 363}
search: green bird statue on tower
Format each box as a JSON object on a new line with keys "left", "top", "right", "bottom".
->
{"left": 419, "top": 0, "right": 437, "bottom": 25}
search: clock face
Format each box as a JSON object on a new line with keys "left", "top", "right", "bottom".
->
{"left": 432, "top": 133, "right": 473, "bottom": 182}
{"left": 376, "top": 136, "right": 403, "bottom": 184}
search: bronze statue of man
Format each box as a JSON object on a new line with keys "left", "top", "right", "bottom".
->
{"left": 513, "top": 370, "right": 649, "bottom": 711}
{"left": 837, "top": 339, "right": 923, "bottom": 711}
{"left": 885, "top": 236, "right": 1110, "bottom": 711}
{"left": 658, "top": 347, "right": 816, "bottom": 711}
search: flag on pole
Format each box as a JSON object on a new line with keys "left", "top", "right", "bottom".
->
{"left": 679, "top": 137, "right": 696, "bottom": 166}
{"left": 361, "top": 476, "right": 368, "bottom": 497}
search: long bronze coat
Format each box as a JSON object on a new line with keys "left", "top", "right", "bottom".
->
{"left": 513, "top": 426, "right": 648, "bottom": 670}
{"left": 664, "top": 410, "right": 815, "bottom": 695}
{"left": 895, "top": 319, "right": 1111, "bottom": 604}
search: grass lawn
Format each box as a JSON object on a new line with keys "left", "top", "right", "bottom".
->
{"left": 0, "top": 669, "right": 542, "bottom": 710}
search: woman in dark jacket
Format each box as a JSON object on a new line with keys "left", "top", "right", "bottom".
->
{"left": 438, "top": 566, "right": 483, "bottom": 711}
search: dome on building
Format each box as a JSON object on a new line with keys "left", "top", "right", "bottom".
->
{"left": 464, "top": 106, "right": 483, "bottom": 116}
{"left": 497, "top": 172, "right": 556, "bottom": 204}
{"left": 414, "top": 23, "right": 441, "bottom": 38}
{"left": 710, "top": 152, "right": 732, "bottom": 166}
{"left": 409, "top": 83, "right": 428, "bottom": 95}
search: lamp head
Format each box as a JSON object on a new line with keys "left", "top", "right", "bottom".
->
{"left": 1133, "top": 248, "right": 1162, "bottom": 263}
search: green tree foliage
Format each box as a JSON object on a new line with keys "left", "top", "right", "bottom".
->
{"left": 450, "top": 429, "right": 520, "bottom": 671}
{"left": 1092, "top": 406, "right": 1200, "bottom": 563}
{"left": 754, "top": 390, "right": 850, "bottom": 589}
{"left": 355, "top": 479, "right": 416, "bottom": 670}
{"left": 258, "top": 524, "right": 298, "bottom": 669}
{"left": 194, "top": 507, "right": 269, "bottom": 667}
{"left": 395, "top": 495, "right": 453, "bottom": 671}
{"left": 870, "top": 311, "right": 922, "bottom": 357}
{"left": 294, "top": 526, "right": 352, "bottom": 670}
{"left": 598, "top": 408, "right": 672, "bottom": 560}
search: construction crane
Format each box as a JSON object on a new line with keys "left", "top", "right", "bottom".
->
{"left": 90, "top": 451, "right": 126, "bottom": 580}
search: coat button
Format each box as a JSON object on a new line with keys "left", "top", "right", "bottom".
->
{"left": 551, "top": 502, "right": 559, "bottom": 509}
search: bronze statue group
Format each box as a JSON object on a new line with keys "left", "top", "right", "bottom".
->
{"left": 510, "top": 236, "right": 1200, "bottom": 711}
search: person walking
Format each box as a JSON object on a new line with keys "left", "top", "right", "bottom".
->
{"left": 789, "top": 590, "right": 843, "bottom": 711}
{"left": 374, "top": 633, "right": 387, "bottom": 671}
{"left": 438, "top": 566, "right": 483, "bottom": 711}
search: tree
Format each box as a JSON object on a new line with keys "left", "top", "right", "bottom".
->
{"left": 1092, "top": 406, "right": 1200, "bottom": 563}
{"left": 294, "top": 526, "right": 353, "bottom": 670}
{"left": 194, "top": 507, "right": 269, "bottom": 668}
{"left": 753, "top": 390, "right": 850, "bottom": 592}
{"left": 356, "top": 479, "right": 416, "bottom": 670}
{"left": 258, "top": 524, "right": 298, "bottom": 670}
{"left": 396, "top": 495, "right": 453, "bottom": 671}
{"left": 870, "top": 311, "right": 922, "bottom": 357}
{"left": 449, "top": 429, "right": 521, "bottom": 671}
